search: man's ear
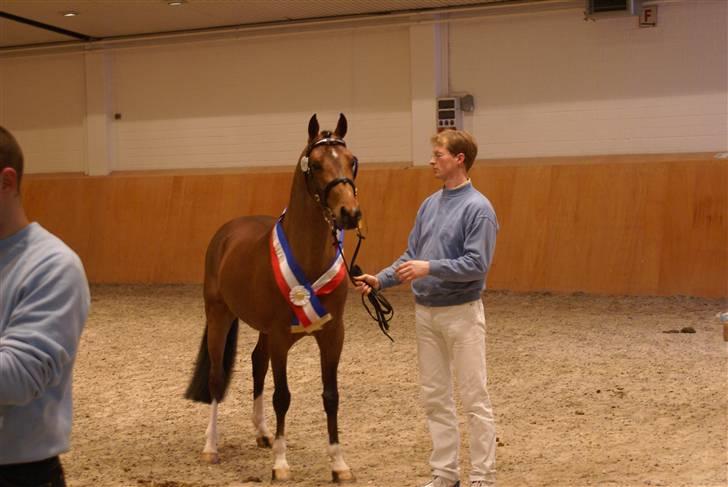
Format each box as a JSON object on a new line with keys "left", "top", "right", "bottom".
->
{"left": 0, "top": 167, "right": 18, "bottom": 193}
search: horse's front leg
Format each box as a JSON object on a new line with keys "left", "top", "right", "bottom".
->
{"left": 270, "top": 334, "right": 292, "bottom": 482}
{"left": 316, "top": 323, "right": 355, "bottom": 483}
{"left": 251, "top": 332, "right": 273, "bottom": 448}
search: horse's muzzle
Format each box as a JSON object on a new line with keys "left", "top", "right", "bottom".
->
{"left": 338, "top": 207, "right": 362, "bottom": 230}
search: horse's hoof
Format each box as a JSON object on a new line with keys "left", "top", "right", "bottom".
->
{"left": 256, "top": 435, "right": 273, "bottom": 448}
{"left": 272, "top": 468, "right": 291, "bottom": 482}
{"left": 332, "top": 470, "right": 356, "bottom": 483}
{"left": 201, "top": 452, "right": 220, "bottom": 464}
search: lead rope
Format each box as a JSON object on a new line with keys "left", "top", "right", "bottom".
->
{"left": 332, "top": 227, "right": 394, "bottom": 341}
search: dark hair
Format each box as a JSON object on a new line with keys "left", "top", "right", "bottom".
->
{"left": 430, "top": 129, "right": 478, "bottom": 171}
{"left": 0, "top": 126, "right": 24, "bottom": 189}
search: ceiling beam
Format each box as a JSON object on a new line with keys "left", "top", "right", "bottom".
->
{"left": 0, "top": 11, "right": 95, "bottom": 42}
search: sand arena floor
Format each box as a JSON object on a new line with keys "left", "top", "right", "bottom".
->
{"left": 63, "top": 285, "right": 727, "bottom": 487}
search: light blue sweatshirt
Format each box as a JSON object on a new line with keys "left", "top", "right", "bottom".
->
{"left": 377, "top": 182, "right": 498, "bottom": 307}
{"left": 0, "top": 222, "right": 89, "bottom": 464}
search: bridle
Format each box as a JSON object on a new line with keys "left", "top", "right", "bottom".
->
{"left": 300, "top": 136, "right": 359, "bottom": 214}
{"left": 299, "top": 135, "right": 394, "bottom": 340}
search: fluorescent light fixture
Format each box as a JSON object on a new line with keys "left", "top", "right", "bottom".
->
{"left": 168, "top": 0, "right": 186, "bottom": 5}
{"left": 62, "top": 11, "right": 79, "bottom": 17}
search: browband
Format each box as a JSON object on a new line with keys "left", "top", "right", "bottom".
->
{"left": 307, "top": 137, "right": 346, "bottom": 155}
{"left": 300, "top": 137, "right": 358, "bottom": 179}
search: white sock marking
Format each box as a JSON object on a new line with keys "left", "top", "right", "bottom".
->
{"left": 328, "top": 443, "right": 350, "bottom": 472}
{"left": 203, "top": 399, "right": 219, "bottom": 454}
{"left": 272, "top": 437, "right": 289, "bottom": 470}
{"left": 251, "top": 395, "right": 272, "bottom": 439}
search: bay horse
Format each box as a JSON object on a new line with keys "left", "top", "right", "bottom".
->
{"left": 185, "top": 113, "right": 360, "bottom": 483}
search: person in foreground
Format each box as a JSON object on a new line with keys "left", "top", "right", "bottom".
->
{"left": 0, "top": 126, "right": 90, "bottom": 487}
{"left": 355, "top": 129, "right": 499, "bottom": 487}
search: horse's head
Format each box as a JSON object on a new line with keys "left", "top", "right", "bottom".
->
{"left": 299, "top": 113, "right": 362, "bottom": 230}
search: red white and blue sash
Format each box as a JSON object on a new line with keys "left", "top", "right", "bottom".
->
{"left": 270, "top": 220, "right": 346, "bottom": 333}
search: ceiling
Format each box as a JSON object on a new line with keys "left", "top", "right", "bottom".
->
{"left": 0, "top": 0, "right": 559, "bottom": 51}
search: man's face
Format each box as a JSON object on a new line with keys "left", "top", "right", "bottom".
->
{"left": 429, "top": 144, "right": 463, "bottom": 181}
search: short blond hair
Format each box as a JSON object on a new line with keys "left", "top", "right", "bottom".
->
{"left": 430, "top": 129, "right": 478, "bottom": 171}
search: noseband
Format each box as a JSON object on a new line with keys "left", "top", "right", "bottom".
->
{"left": 300, "top": 136, "right": 359, "bottom": 210}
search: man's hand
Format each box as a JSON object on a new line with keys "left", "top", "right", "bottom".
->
{"left": 396, "top": 260, "right": 430, "bottom": 283}
{"left": 353, "top": 274, "right": 380, "bottom": 296}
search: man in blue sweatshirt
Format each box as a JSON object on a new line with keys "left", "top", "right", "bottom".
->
{"left": 355, "top": 129, "right": 498, "bottom": 487}
{"left": 0, "top": 126, "right": 89, "bottom": 487}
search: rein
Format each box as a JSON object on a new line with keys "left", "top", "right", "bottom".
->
{"left": 331, "top": 226, "right": 394, "bottom": 342}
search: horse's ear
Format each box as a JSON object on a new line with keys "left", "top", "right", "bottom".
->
{"left": 308, "top": 114, "right": 319, "bottom": 141}
{"left": 335, "top": 113, "right": 347, "bottom": 139}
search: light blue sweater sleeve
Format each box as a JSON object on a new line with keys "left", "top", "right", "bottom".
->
{"left": 0, "top": 251, "right": 88, "bottom": 406}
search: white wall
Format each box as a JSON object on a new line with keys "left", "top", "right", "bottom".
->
{"left": 112, "top": 27, "right": 411, "bottom": 171}
{"left": 0, "top": 26, "right": 412, "bottom": 174}
{"left": 0, "top": 53, "right": 87, "bottom": 173}
{"left": 0, "top": 2, "right": 725, "bottom": 175}
{"left": 451, "top": 3, "right": 728, "bottom": 157}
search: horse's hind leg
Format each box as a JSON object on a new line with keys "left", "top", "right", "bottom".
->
{"left": 251, "top": 332, "right": 273, "bottom": 448}
{"left": 203, "top": 303, "right": 239, "bottom": 464}
{"left": 316, "top": 324, "right": 355, "bottom": 483}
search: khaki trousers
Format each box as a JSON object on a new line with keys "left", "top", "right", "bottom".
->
{"left": 415, "top": 300, "right": 496, "bottom": 485}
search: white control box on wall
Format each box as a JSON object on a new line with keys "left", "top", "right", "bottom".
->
{"left": 437, "top": 97, "right": 462, "bottom": 131}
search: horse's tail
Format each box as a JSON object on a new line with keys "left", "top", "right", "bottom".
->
{"left": 184, "top": 319, "right": 239, "bottom": 404}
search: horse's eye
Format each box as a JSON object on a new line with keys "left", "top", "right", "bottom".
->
{"left": 310, "top": 162, "right": 322, "bottom": 172}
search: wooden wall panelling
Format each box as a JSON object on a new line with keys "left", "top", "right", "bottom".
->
{"left": 658, "top": 161, "right": 727, "bottom": 297}
{"left": 97, "top": 176, "right": 175, "bottom": 282}
{"left": 618, "top": 163, "right": 669, "bottom": 296}
{"left": 21, "top": 155, "right": 728, "bottom": 297}
{"left": 22, "top": 175, "right": 95, "bottom": 273}
{"left": 156, "top": 174, "right": 230, "bottom": 283}
{"left": 472, "top": 164, "right": 551, "bottom": 292}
